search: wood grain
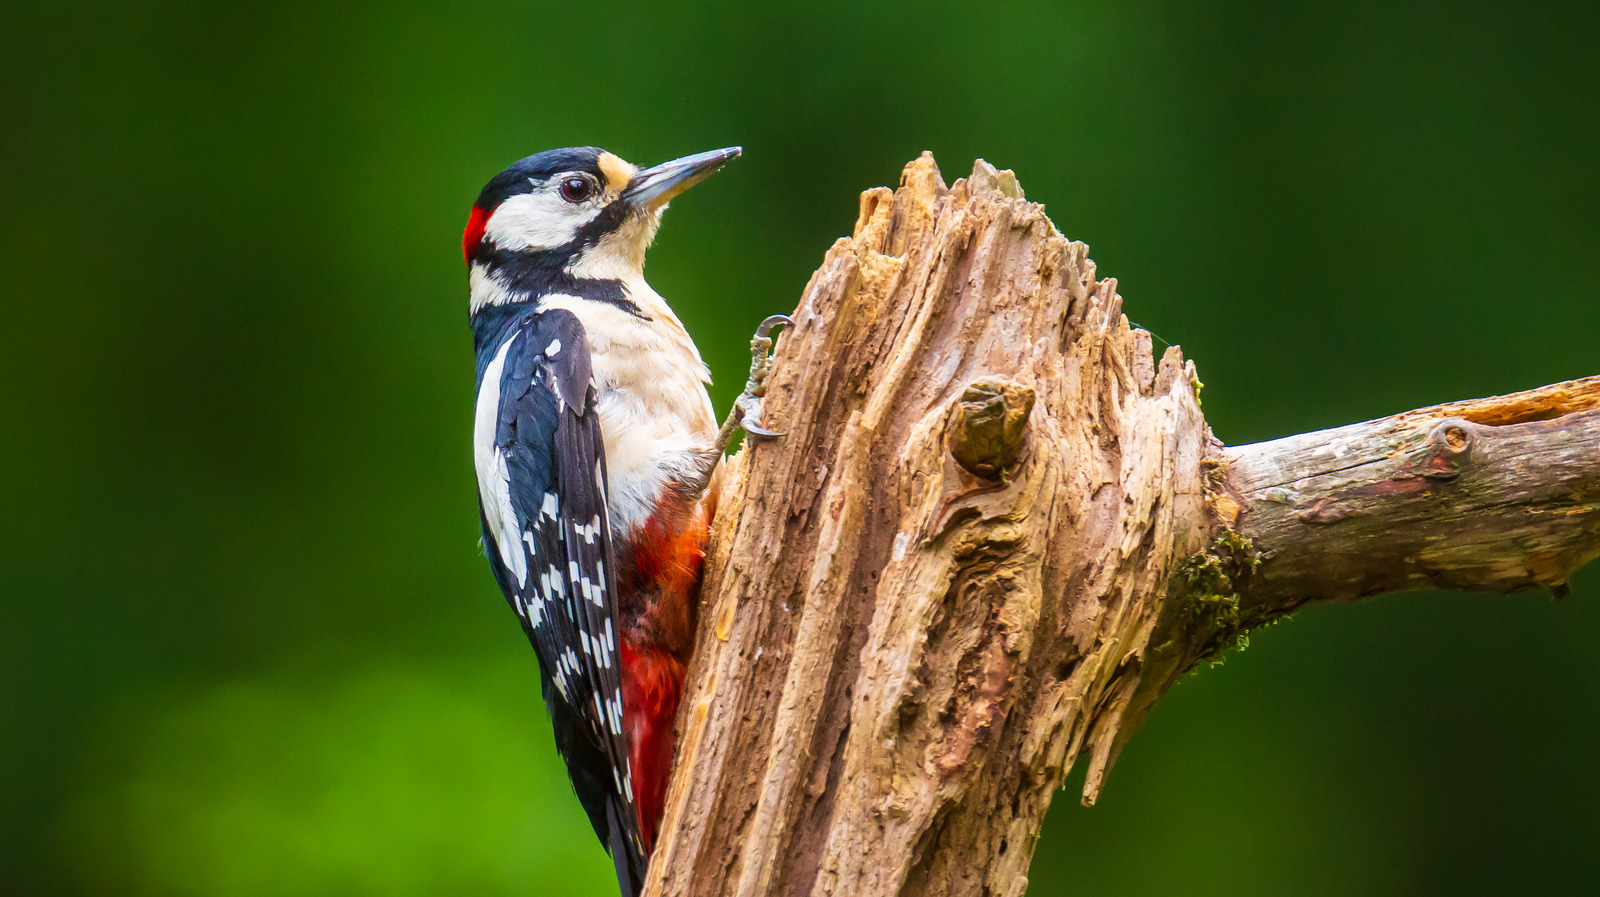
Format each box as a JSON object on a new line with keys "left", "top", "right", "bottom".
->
{"left": 637, "top": 154, "right": 1600, "bottom": 897}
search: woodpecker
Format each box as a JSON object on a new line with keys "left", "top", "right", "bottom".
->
{"left": 465, "top": 145, "right": 784, "bottom": 895}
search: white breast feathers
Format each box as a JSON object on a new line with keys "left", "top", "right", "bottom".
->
{"left": 538, "top": 282, "right": 718, "bottom": 536}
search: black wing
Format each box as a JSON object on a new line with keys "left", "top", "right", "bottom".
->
{"left": 474, "top": 307, "right": 646, "bottom": 890}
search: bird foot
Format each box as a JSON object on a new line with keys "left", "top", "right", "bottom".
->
{"left": 714, "top": 314, "right": 792, "bottom": 452}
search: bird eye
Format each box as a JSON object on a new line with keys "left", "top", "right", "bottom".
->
{"left": 559, "top": 176, "right": 594, "bottom": 203}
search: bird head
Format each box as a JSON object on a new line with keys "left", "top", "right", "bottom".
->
{"left": 464, "top": 146, "right": 739, "bottom": 310}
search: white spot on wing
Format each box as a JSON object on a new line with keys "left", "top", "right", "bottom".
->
{"left": 572, "top": 515, "right": 602, "bottom": 544}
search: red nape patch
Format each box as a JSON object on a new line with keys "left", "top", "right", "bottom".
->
{"left": 461, "top": 205, "right": 491, "bottom": 265}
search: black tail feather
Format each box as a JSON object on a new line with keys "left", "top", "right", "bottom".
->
{"left": 607, "top": 796, "right": 647, "bottom": 897}
{"left": 542, "top": 672, "right": 646, "bottom": 896}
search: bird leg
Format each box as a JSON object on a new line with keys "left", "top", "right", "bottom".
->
{"left": 682, "top": 315, "right": 792, "bottom": 500}
{"left": 713, "top": 314, "right": 791, "bottom": 452}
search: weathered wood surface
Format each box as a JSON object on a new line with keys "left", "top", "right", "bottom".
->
{"left": 638, "top": 154, "right": 1600, "bottom": 897}
{"left": 1221, "top": 377, "right": 1600, "bottom": 615}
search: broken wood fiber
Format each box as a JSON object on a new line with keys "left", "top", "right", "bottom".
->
{"left": 636, "top": 153, "right": 1600, "bottom": 897}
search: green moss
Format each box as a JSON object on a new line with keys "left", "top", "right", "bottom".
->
{"left": 1172, "top": 529, "right": 1263, "bottom": 664}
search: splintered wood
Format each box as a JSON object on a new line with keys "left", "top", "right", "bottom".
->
{"left": 645, "top": 155, "right": 1213, "bottom": 897}
{"left": 641, "top": 154, "right": 1600, "bottom": 897}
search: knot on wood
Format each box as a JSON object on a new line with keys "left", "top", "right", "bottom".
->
{"left": 1389, "top": 417, "right": 1476, "bottom": 487}
{"left": 1422, "top": 419, "right": 1474, "bottom": 474}
{"left": 948, "top": 378, "right": 1036, "bottom": 479}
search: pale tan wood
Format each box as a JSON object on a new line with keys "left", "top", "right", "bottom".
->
{"left": 638, "top": 154, "right": 1600, "bottom": 897}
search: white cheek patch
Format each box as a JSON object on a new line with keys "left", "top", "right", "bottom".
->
{"left": 487, "top": 191, "right": 602, "bottom": 252}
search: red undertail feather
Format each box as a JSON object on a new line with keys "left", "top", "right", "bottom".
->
{"left": 619, "top": 640, "right": 684, "bottom": 852}
{"left": 631, "top": 498, "right": 710, "bottom": 601}
{"left": 618, "top": 490, "right": 710, "bottom": 851}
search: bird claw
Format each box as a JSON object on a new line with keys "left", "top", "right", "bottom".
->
{"left": 741, "top": 315, "right": 790, "bottom": 436}
{"left": 713, "top": 315, "right": 793, "bottom": 452}
{"left": 740, "top": 396, "right": 784, "bottom": 438}
{"left": 755, "top": 314, "right": 792, "bottom": 340}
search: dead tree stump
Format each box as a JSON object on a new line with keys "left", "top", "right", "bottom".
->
{"left": 641, "top": 154, "right": 1600, "bottom": 897}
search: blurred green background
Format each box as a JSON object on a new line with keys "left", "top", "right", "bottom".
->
{"left": 3, "top": 0, "right": 1598, "bottom": 894}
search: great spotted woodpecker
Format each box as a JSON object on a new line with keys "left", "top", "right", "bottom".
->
{"left": 465, "top": 146, "right": 785, "bottom": 895}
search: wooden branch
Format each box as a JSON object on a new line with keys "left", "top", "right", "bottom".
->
{"left": 639, "top": 154, "right": 1600, "bottom": 897}
{"left": 1220, "top": 377, "right": 1600, "bottom": 615}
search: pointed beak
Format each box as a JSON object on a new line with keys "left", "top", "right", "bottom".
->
{"left": 622, "top": 146, "right": 741, "bottom": 211}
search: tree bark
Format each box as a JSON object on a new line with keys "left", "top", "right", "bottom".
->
{"left": 641, "top": 154, "right": 1600, "bottom": 897}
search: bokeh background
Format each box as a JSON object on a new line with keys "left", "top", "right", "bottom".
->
{"left": 4, "top": 1, "right": 1598, "bottom": 894}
